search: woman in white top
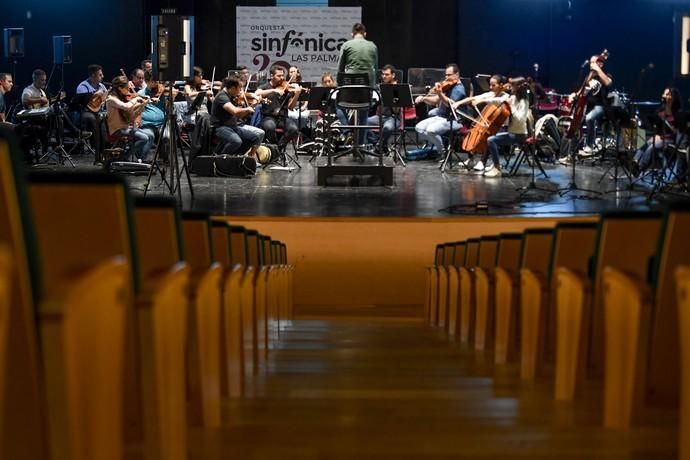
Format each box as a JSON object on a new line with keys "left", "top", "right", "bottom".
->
{"left": 454, "top": 75, "right": 530, "bottom": 177}
{"left": 106, "top": 75, "right": 153, "bottom": 161}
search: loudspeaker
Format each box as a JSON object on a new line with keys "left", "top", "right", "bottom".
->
{"left": 52, "top": 35, "right": 72, "bottom": 64}
{"left": 3, "top": 28, "right": 24, "bottom": 59}
{"left": 157, "top": 25, "right": 169, "bottom": 70}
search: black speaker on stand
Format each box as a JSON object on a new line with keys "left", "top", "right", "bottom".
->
{"left": 52, "top": 35, "right": 72, "bottom": 65}
{"left": 3, "top": 28, "right": 24, "bottom": 96}
{"left": 150, "top": 15, "right": 195, "bottom": 81}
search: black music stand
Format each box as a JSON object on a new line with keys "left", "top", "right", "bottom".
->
{"left": 380, "top": 83, "right": 412, "bottom": 166}
{"left": 302, "top": 87, "right": 335, "bottom": 161}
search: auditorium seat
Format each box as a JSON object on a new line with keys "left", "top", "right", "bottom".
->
{"left": 28, "top": 169, "right": 136, "bottom": 460}
{"left": 131, "top": 196, "right": 190, "bottom": 460}
{"left": 446, "top": 242, "right": 464, "bottom": 337}
{"left": 675, "top": 265, "right": 690, "bottom": 460}
{"left": 242, "top": 230, "right": 263, "bottom": 376}
{"left": 225, "top": 225, "right": 250, "bottom": 398}
{"left": 181, "top": 212, "right": 223, "bottom": 428}
{"left": 555, "top": 212, "right": 662, "bottom": 402}
{"left": 0, "top": 245, "right": 9, "bottom": 439}
{"left": 459, "top": 238, "right": 480, "bottom": 344}
{"left": 491, "top": 232, "right": 527, "bottom": 364}
{"left": 473, "top": 235, "right": 499, "bottom": 351}
{"left": 602, "top": 203, "right": 690, "bottom": 428}
{"left": 520, "top": 222, "right": 596, "bottom": 381}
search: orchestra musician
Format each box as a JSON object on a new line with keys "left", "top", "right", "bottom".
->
{"left": 106, "top": 75, "right": 153, "bottom": 162}
{"left": 320, "top": 71, "right": 348, "bottom": 126}
{"left": 414, "top": 63, "right": 466, "bottom": 157}
{"left": 0, "top": 72, "right": 13, "bottom": 123}
{"left": 138, "top": 70, "right": 171, "bottom": 161}
{"left": 184, "top": 66, "right": 214, "bottom": 119}
{"left": 454, "top": 75, "right": 531, "bottom": 178}
{"left": 141, "top": 59, "right": 153, "bottom": 74}
{"left": 20, "top": 69, "right": 51, "bottom": 161}
{"left": 128, "top": 68, "right": 146, "bottom": 93}
{"left": 211, "top": 75, "right": 265, "bottom": 160}
{"left": 76, "top": 64, "right": 108, "bottom": 164}
{"left": 22, "top": 69, "right": 49, "bottom": 109}
{"left": 630, "top": 87, "right": 685, "bottom": 176}
{"left": 255, "top": 64, "right": 302, "bottom": 149}
{"left": 366, "top": 64, "right": 400, "bottom": 150}
{"left": 237, "top": 65, "right": 251, "bottom": 87}
{"left": 578, "top": 54, "right": 613, "bottom": 156}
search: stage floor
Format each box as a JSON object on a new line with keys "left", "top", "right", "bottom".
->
{"left": 37, "top": 149, "right": 689, "bottom": 217}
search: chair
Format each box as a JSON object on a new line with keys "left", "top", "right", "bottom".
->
{"left": 674, "top": 265, "right": 690, "bottom": 460}
{"left": 602, "top": 203, "right": 690, "bottom": 428}
{"left": 242, "top": 230, "right": 263, "bottom": 377}
{"left": 490, "top": 233, "right": 525, "bottom": 364}
{"left": 27, "top": 169, "right": 136, "bottom": 460}
{"left": 329, "top": 73, "right": 382, "bottom": 165}
{"left": 447, "top": 242, "right": 466, "bottom": 337}
{"left": 226, "top": 225, "right": 250, "bottom": 397}
{"left": 459, "top": 238, "right": 480, "bottom": 344}
{"left": 181, "top": 212, "right": 222, "bottom": 428}
{"left": 131, "top": 196, "right": 190, "bottom": 460}
{"left": 520, "top": 223, "right": 596, "bottom": 381}
{"left": 0, "top": 129, "right": 46, "bottom": 460}
{"left": 555, "top": 212, "right": 662, "bottom": 402}
{"left": 473, "top": 236, "right": 499, "bottom": 351}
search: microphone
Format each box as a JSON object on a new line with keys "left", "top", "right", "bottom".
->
{"left": 581, "top": 59, "right": 590, "bottom": 69}
{"left": 640, "top": 62, "right": 655, "bottom": 73}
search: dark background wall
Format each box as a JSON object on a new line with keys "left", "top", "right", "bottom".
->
{"left": 2, "top": 0, "right": 689, "bottom": 105}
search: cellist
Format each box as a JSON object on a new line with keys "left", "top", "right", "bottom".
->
{"left": 454, "top": 75, "right": 530, "bottom": 178}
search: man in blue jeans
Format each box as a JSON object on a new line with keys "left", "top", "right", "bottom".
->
{"left": 366, "top": 64, "right": 400, "bottom": 152}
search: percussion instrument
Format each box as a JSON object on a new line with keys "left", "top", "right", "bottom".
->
{"left": 16, "top": 106, "right": 52, "bottom": 122}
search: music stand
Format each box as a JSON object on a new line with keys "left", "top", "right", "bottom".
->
{"left": 380, "top": 83, "right": 412, "bottom": 166}
{"left": 306, "top": 86, "right": 332, "bottom": 111}
{"left": 188, "top": 92, "right": 206, "bottom": 115}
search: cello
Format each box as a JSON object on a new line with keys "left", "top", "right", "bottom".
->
{"left": 461, "top": 102, "right": 511, "bottom": 154}
{"left": 565, "top": 49, "right": 609, "bottom": 139}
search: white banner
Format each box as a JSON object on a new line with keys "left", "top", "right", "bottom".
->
{"left": 236, "top": 7, "right": 362, "bottom": 83}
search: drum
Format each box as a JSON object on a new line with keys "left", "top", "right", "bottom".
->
{"left": 558, "top": 96, "right": 572, "bottom": 117}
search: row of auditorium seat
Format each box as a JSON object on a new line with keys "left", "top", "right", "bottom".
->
{"left": 426, "top": 209, "right": 690, "bottom": 460}
{"left": 0, "top": 127, "right": 293, "bottom": 460}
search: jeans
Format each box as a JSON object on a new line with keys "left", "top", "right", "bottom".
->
{"left": 415, "top": 116, "right": 453, "bottom": 154}
{"left": 261, "top": 116, "right": 298, "bottom": 147}
{"left": 484, "top": 132, "right": 525, "bottom": 168}
{"left": 585, "top": 104, "right": 605, "bottom": 148}
{"left": 216, "top": 125, "right": 265, "bottom": 155}
{"left": 112, "top": 127, "right": 154, "bottom": 160}
{"left": 366, "top": 115, "right": 399, "bottom": 146}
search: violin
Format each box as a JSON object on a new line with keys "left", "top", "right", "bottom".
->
{"left": 438, "top": 76, "right": 459, "bottom": 93}
{"left": 565, "top": 49, "right": 609, "bottom": 139}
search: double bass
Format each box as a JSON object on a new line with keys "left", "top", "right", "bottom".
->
{"left": 565, "top": 49, "right": 609, "bottom": 139}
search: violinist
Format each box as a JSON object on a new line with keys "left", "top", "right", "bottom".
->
{"left": 237, "top": 65, "right": 251, "bottom": 87}
{"left": 255, "top": 64, "right": 301, "bottom": 149}
{"left": 414, "top": 63, "right": 466, "bottom": 157}
{"left": 184, "top": 66, "right": 214, "bottom": 119}
{"left": 138, "top": 71, "right": 170, "bottom": 159}
{"left": 454, "top": 75, "right": 530, "bottom": 178}
{"left": 128, "top": 68, "right": 146, "bottom": 93}
{"left": 140, "top": 59, "right": 153, "bottom": 74}
{"left": 630, "top": 87, "right": 684, "bottom": 176}
{"left": 286, "top": 65, "right": 312, "bottom": 122}
{"left": 366, "top": 64, "right": 399, "bottom": 149}
{"left": 211, "top": 75, "right": 265, "bottom": 159}
{"left": 106, "top": 75, "right": 153, "bottom": 162}
{"left": 76, "top": 64, "right": 108, "bottom": 163}
{"left": 576, "top": 54, "right": 612, "bottom": 156}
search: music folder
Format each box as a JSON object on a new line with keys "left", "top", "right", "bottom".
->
{"left": 380, "top": 84, "right": 413, "bottom": 108}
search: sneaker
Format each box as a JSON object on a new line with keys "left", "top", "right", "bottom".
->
{"left": 578, "top": 145, "right": 594, "bottom": 157}
{"left": 484, "top": 167, "right": 502, "bottom": 178}
{"left": 558, "top": 156, "right": 572, "bottom": 165}
{"left": 473, "top": 160, "right": 485, "bottom": 171}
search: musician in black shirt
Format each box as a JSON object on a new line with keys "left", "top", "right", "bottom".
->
{"left": 0, "top": 72, "right": 13, "bottom": 123}
{"left": 255, "top": 65, "right": 302, "bottom": 149}
{"left": 211, "top": 76, "right": 265, "bottom": 158}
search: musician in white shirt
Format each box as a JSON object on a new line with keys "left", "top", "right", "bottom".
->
{"left": 21, "top": 69, "right": 48, "bottom": 109}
